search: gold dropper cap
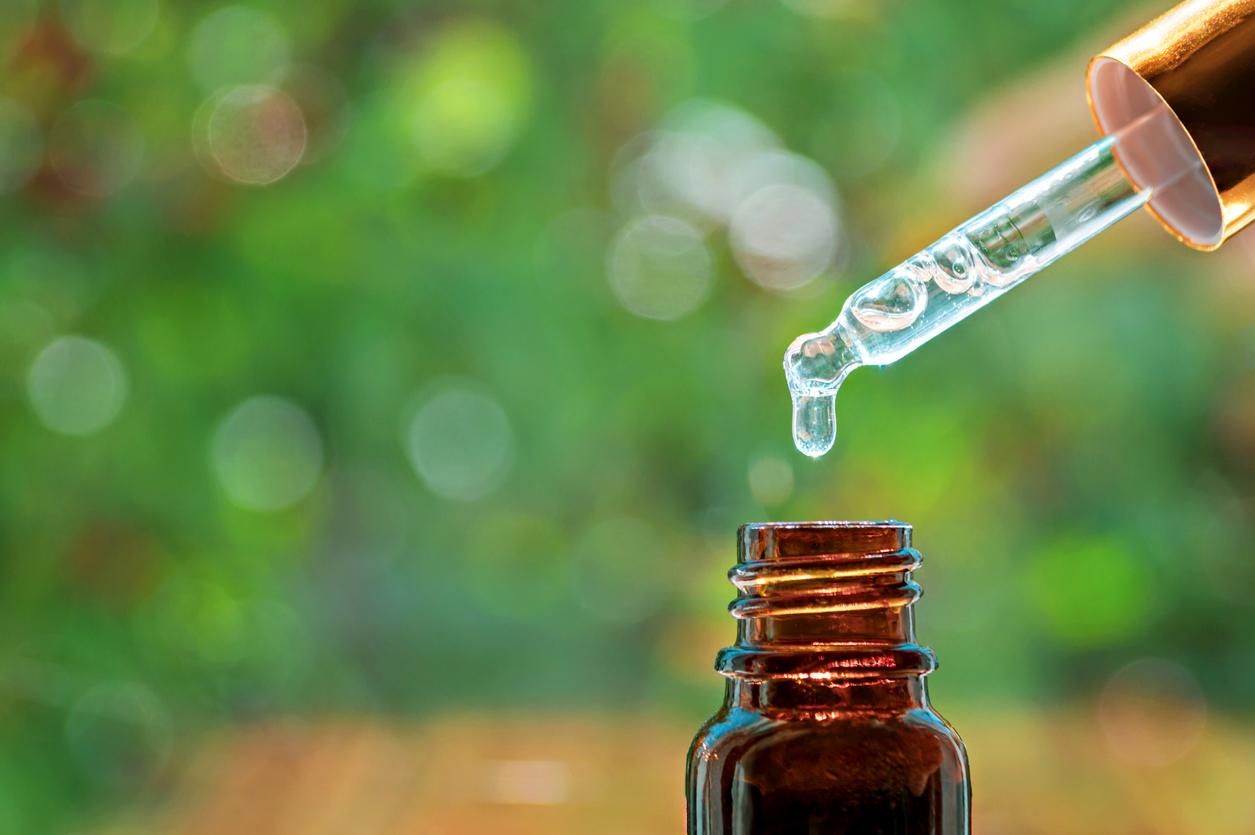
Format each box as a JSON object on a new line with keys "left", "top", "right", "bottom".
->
{"left": 1088, "top": 0, "right": 1255, "bottom": 250}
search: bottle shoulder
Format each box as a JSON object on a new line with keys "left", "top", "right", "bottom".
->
{"left": 688, "top": 705, "right": 783, "bottom": 766}
{"left": 687, "top": 704, "right": 971, "bottom": 835}
{"left": 690, "top": 703, "right": 968, "bottom": 779}
{"left": 902, "top": 706, "right": 968, "bottom": 754}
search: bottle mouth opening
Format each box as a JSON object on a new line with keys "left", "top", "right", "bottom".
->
{"left": 738, "top": 521, "right": 910, "bottom": 564}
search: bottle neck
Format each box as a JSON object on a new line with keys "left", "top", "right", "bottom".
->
{"left": 736, "top": 592, "right": 917, "bottom": 645}
{"left": 716, "top": 521, "right": 935, "bottom": 715}
{"left": 728, "top": 676, "right": 928, "bottom": 714}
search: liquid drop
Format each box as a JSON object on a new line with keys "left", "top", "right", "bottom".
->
{"left": 791, "top": 393, "right": 836, "bottom": 458}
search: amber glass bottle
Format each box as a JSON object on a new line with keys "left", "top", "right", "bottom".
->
{"left": 687, "top": 521, "right": 969, "bottom": 834}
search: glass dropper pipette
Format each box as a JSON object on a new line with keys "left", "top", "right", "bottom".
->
{"left": 784, "top": 103, "right": 1202, "bottom": 458}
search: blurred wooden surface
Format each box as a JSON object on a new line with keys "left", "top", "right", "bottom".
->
{"left": 86, "top": 710, "right": 1255, "bottom": 835}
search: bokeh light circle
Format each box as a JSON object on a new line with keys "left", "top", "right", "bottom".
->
{"left": 187, "top": 6, "right": 291, "bottom": 93}
{"left": 49, "top": 101, "right": 145, "bottom": 197}
{"left": 27, "top": 336, "right": 128, "bottom": 436}
{"left": 65, "top": 680, "right": 173, "bottom": 787}
{"left": 573, "top": 518, "right": 669, "bottom": 625}
{"left": 731, "top": 149, "right": 838, "bottom": 214}
{"left": 413, "top": 77, "right": 514, "bottom": 177}
{"left": 60, "top": 0, "right": 159, "bottom": 56}
{"left": 0, "top": 99, "right": 42, "bottom": 193}
{"left": 1100, "top": 658, "right": 1206, "bottom": 766}
{"left": 608, "top": 215, "right": 712, "bottom": 320}
{"left": 664, "top": 101, "right": 779, "bottom": 169}
{"left": 731, "top": 184, "right": 838, "bottom": 291}
{"left": 623, "top": 101, "right": 780, "bottom": 224}
{"left": 405, "top": 381, "right": 513, "bottom": 501}
{"left": 206, "top": 85, "right": 306, "bottom": 185}
{"left": 634, "top": 131, "right": 729, "bottom": 225}
{"left": 405, "top": 20, "right": 533, "bottom": 178}
{"left": 212, "top": 396, "right": 324, "bottom": 511}
{"left": 748, "top": 455, "right": 795, "bottom": 506}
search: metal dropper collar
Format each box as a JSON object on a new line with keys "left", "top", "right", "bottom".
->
{"left": 1088, "top": 0, "right": 1255, "bottom": 250}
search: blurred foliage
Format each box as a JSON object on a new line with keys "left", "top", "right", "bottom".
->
{"left": 0, "top": 0, "right": 1253, "bottom": 832}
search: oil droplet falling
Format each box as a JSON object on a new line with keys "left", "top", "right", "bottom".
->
{"left": 791, "top": 393, "right": 836, "bottom": 458}
{"left": 783, "top": 330, "right": 858, "bottom": 458}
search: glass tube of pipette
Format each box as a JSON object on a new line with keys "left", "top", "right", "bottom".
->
{"left": 785, "top": 104, "right": 1200, "bottom": 457}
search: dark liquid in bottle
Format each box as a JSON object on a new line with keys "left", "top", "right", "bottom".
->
{"left": 719, "top": 720, "right": 954, "bottom": 834}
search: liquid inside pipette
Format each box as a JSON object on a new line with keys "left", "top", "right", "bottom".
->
{"left": 785, "top": 104, "right": 1198, "bottom": 458}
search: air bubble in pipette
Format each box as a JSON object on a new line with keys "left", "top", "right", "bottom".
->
{"left": 849, "top": 271, "right": 927, "bottom": 331}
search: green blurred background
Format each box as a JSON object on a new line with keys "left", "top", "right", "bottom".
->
{"left": 2, "top": 0, "right": 1254, "bottom": 832}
